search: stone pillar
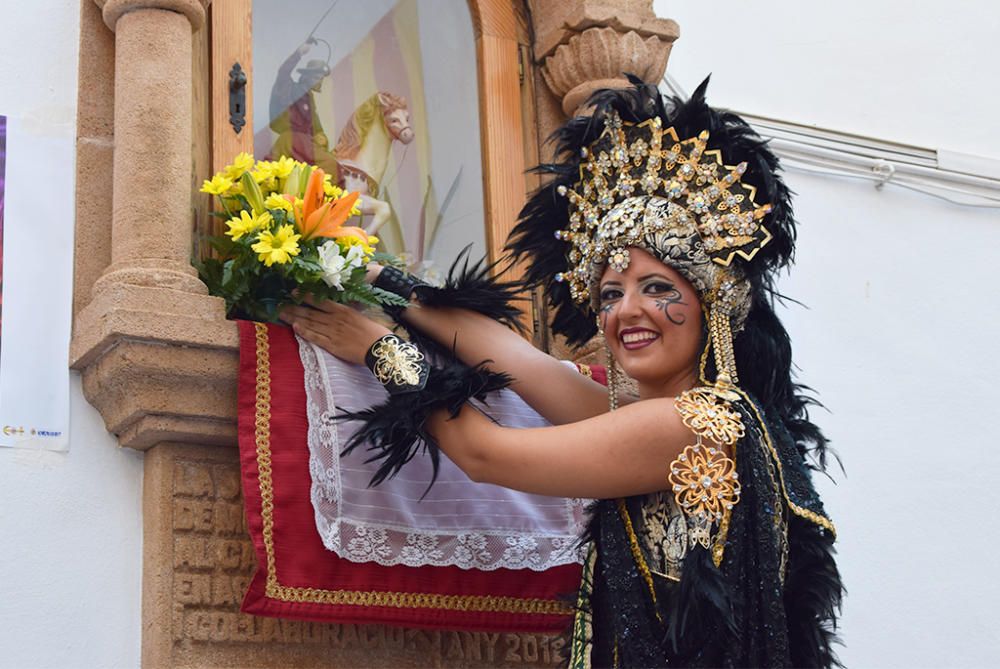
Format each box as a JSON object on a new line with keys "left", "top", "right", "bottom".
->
{"left": 99, "top": 2, "right": 206, "bottom": 292}
{"left": 71, "top": 0, "right": 238, "bottom": 450}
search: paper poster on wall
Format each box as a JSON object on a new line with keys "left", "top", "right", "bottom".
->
{"left": 0, "top": 115, "right": 5, "bottom": 354}
{"left": 0, "top": 114, "right": 72, "bottom": 452}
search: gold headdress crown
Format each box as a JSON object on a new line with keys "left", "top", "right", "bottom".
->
{"left": 553, "top": 112, "right": 774, "bottom": 305}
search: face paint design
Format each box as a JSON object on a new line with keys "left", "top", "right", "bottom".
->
{"left": 599, "top": 302, "right": 614, "bottom": 332}
{"left": 654, "top": 286, "right": 687, "bottom": 326}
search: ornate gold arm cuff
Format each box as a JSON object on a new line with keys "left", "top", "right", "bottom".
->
{"left": 364, "top": 334, "right": 430, "bottom": 394}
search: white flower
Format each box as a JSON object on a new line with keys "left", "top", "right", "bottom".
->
{"left": 317, "top": 240, "right": 348, "bottom": 289}
{"left": 344, "top": 243, "right": 367, "bottom": 269}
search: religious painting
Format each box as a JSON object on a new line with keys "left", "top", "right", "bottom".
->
{"left": 252, "top": 0, "right": 485, "bottom": 282}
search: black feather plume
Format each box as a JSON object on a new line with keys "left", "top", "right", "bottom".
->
{"left": 784, "top": 517, "right": 844, "bottom": 667}
{"left": 411, "top": 246, "right": 528, "bottom": 333}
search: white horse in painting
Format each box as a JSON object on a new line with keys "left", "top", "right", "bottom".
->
{"left": 334, "top": 92, "right": 415, "bottom": 251}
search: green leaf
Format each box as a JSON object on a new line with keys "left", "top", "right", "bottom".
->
{"left": 208, "top": 236, "right": 237, "bottom": 256}
{"left": 371, "top": 286, "right": 410, "bottom": 308}
{"left": 372, "top": 251, "right": 407, "bottom": 268}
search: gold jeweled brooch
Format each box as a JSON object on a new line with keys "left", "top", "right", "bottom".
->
{"left": 668, "top": 387, "right": 744, "bottom": 550}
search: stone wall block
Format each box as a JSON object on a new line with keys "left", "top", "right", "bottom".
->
{"left": 79, "top": 340, "right": 237, "bottom": 442}
{"left": 75, "top": 1, "right": 116, "bottom": 318}
{"left": 542, "top": 26, "right": 674, "bottom": 116}
{"left": 142, "top": 443, "right": 565, "bottom": 667}
{"left": 74, "top": 137, "right": 115, "bottom": 317}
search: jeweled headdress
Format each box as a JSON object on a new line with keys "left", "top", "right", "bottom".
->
{"left": 508, "top": 77, "right": 797, "bottom": 395}
{"left": 554, "top": 114, "right": 772, "bottom": 305}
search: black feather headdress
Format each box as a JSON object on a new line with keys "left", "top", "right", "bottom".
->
{"left": 507, "top": 76, "right": 796, "bottom": 347}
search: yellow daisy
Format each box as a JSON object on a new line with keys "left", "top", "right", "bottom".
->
{"left": 252, "top": 161, "right": 278, "bottom": 189}
{"left": 223, "top": 152, "right": 255, "bottom": 180}
{"left": 225, "top": 210, "right": 271, "bottom": 241}
{"left": 323, "top": 180, "right": 346, "bottom": 200}
{"left": 264, "top": 193, "right": 293, "bottom": 213}
{"left": 252, "top": 224, "right": 301, "bottom": 266}
{"left": 272, "top": 156, "right": 297, "bottom": 179}
{"left": 200, "top": 174, "right": 233, "bottom": 195}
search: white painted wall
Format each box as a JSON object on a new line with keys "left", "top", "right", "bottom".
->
{"left": 656, "top": 2, "right": 1000, "bottom": 666}
{"left": 0, "top": 2, "right": 143, "bottom": 668}
{"left": 658, "top": 0, "right": 1000, "bottom": 160}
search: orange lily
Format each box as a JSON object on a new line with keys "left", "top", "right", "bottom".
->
{"left": 330, "top": 225, "right": 374, "bottom": 244}
{"left": 287, "top": 168, "right": 361, "bottom": 240}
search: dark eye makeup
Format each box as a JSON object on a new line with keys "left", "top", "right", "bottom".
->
{"left": 643, "top": 280, "right": 677, "bottom": 295}
{"left": 599, "top": 286, "right": 623, "bottom": 302}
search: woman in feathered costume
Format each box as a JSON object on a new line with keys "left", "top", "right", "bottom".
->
{"left": 283, "top": 79, "right": 843, "bottom": 668}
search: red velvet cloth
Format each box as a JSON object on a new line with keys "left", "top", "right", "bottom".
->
{"left": 237, "top": 321, "right": 581, "bottom": 631}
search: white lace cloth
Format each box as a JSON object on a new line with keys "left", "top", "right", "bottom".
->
{"left": 299, "top": 338, "right": 590, "bottom": 571}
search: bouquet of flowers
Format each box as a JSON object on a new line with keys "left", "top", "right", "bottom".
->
{"left": 196, "top": 153, "right": 407, "bottom": 322}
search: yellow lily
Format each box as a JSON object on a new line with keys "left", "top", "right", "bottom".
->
{"left": 287, "top": 168, "right": 361, "bottom": 241}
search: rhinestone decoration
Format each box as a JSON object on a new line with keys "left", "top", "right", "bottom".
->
{"left": 668, "top": 443, "right": 741, "bottom": 549}
{"left": 369, "top": 336, "right": 425, "bottom": 388}
{"left": 555, "top": 112, "right": 774, "bottom": 305}
{"left": 666, "top": 386, "right": 747, "bottom": 550}
{"left": 675, "top": 387, "right": 746, "bottom": 445}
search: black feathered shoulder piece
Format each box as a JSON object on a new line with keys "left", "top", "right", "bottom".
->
{"left": 506, "top": 76, "right": 796, "bottom": 347}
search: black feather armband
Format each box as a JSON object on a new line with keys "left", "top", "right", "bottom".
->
{"left": 375, "top": 248, "right": 527, "bottom": 332}
{"left": 372, "top": 266, "right": 427, "bottom": 317}
{"left": 340, "top": 340, "right": 512, "bottom": 491}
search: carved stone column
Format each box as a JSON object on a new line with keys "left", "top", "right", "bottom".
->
{"left": 528, "top": 0, "right": 679, "bottom": 119}
{"left": 99, "top": 0, "right": 207, "bottom": 292}
{"left": 72, "top": 0, "right": 238, "bottom": 451}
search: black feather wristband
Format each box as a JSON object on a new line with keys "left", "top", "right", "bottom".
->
{"left": 364, "top": 334, "right": 430, "bottom": 395}
{"left": 339, "top": 344, "right": 512, "bottom": 494}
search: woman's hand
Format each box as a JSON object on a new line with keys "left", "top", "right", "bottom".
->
{"left": 282, "top": 298, "right": 391, "bottom": 365}
{"left": 364, "top": 262, "right": 385, "bottom": 285}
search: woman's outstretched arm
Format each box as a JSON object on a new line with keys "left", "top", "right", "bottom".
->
{"left": 284, "top": 290, "right": 610, "bottom": 425}
{"left": 430, "top": 396, "right": 697, "bottom": 499}
{"left": 399, "top": 302, "right": 608, "bottom": 424}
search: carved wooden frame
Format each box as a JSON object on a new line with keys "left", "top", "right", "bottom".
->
{"left": 208, "top": 0, "right": 532, "bottom": 271}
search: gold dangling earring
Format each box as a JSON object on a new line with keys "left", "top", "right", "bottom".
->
{"left": 604, "top": 339, "right": 619, "bottom": 412}
{"left": 708, "top": 304, "right": 740, "bottom": 400}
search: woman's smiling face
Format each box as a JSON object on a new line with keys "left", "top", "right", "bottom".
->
{"left": 598, "top": 247, "right": 703, "bottom": 397}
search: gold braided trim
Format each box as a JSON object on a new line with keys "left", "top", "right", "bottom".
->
{"left": 615, "top": 499, "right": 661, "bottom": 621}
{"left": 711, "top": 507, "right": 732, "bottom": 567}
{"left": 569, "top": 546, "right": 596, "bottom": 669}
{"left": 734, "top": 387, "right": 837, "bottom": 538}
{"left": 251, "top": 323, "right": 570, "bottom": 615}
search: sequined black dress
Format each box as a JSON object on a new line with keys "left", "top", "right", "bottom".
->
{"left": 569, "top": 395, "right": 841, "bottom": 669}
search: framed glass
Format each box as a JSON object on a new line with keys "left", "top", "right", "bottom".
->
{"left": 251, "top": 0, "right": 486, "bottom": 282}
